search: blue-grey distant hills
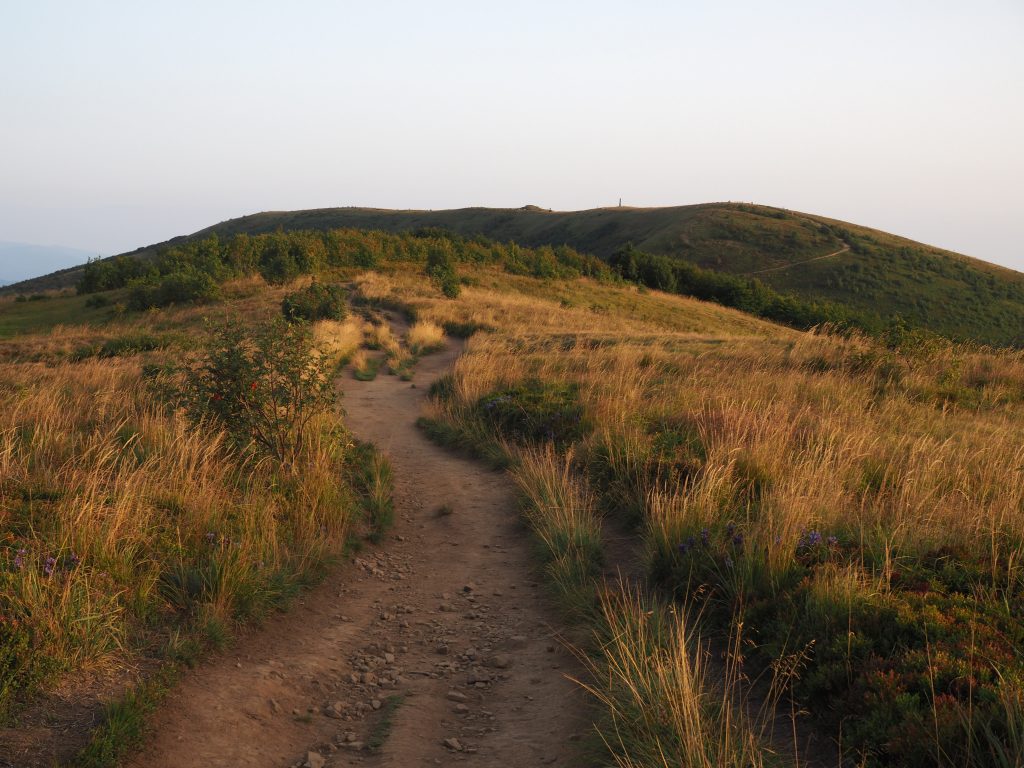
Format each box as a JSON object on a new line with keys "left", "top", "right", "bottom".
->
{"left": 0, "top": 241, "right": 99, "bottom": 287}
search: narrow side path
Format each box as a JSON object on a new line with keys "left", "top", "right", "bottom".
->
{"left": 744, "top": 243, "right": 850, "bottom": 276}
{"left": 133, "top": 336, "right": 588, "bottom": 768}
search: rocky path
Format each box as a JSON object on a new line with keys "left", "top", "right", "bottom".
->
{"left": 132, "top": 336, "right": 589, "bottom": 768}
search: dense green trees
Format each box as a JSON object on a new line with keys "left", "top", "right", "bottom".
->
{"left": 75, "top": 227, "right": 610, "bottom": 308}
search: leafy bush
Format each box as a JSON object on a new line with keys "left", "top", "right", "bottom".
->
{"left": 78, "top": 255, "right": 153, "bottom": 294}
{"left": 426, "top": 245, "right": 461, "bottom": 298}
{"left": 477, "top": 379, "right": 589, "bottom": 446}
{"left": 281, "top": 282, "right": 347, "bottom": 322}
{"left": 127, "top": 270, "right": 220, "bottom": 310}
{"left": 257, "top": 232, "right": 326, "bottom": 285}
{"left": 183, "top": 319, "right": 336, "bottom": 469}
{"left": 84, "top": 294, "right": 111, "bottom": 309}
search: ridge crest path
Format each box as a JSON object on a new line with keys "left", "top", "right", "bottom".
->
{"left": 133, "top": 330, "right": 588, "bottom": 767}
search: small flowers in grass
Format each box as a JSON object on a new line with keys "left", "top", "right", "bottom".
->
{"left": 43, "top": 556, "right": 56, "bottom": 577}
{"left": 677, "top": 535, "right": 697, "bottom": 555}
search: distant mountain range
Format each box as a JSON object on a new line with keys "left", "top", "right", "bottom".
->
{"left": 0, "top": 241, "right": 98, "bottom": 287}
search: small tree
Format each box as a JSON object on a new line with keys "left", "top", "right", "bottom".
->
{"left": 425, "top": 245, "right": 461, "bottom": 298}
{"left": 184, "top": 319, "right": 336, "bottom": 471}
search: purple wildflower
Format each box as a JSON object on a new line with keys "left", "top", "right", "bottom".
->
{"left": 700, "top": 528, "right": 710, "bottom": 545}
{"left": 678, "top": 542, "right": 690, "bottom": 555}
{"left": 205, "top": 532, "right": 216, "bottom": 544}
{"left": 827, "top": 535, "right": 839, "bottom": 547}
{"left": 13, "top": 548, "right": 26, "bottom": 570}
{"left": 732, "top": 533, "right": 744, "bottom": 549}
{"left": 43, "top": 556, "right": 56, "bottom": 577}
{"left": 799, "top": 529, "right": 823, "bottom": 549}
{"left": 726, "top": 523, "right": 735, "bottom": 537}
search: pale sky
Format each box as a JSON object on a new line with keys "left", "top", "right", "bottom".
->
{"left": 1, "top": 1, "right": 1021, "bottom": 270}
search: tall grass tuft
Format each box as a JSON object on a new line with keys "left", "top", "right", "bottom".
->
{"left": 577, "top": 588, "right": 771, "bottom": 768}
{"left": 406, "top": 320, "right": 446, "bottom": 356}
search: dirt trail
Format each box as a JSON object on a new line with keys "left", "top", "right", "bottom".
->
{"left": 131, "top": 332, "right": 588, "bottom": 768}
{"left": 744, "top": 243, "right": 850, "bottom": 276}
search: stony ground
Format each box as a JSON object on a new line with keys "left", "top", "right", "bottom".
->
{"left": 130, "top": 334, "right": 590, "bottom": 768}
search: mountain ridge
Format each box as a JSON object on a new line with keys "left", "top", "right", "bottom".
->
{"left": 5, "top": 203, "right": 1022, "bottom": 344}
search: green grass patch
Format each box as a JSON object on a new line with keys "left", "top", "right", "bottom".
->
{"left": 345, "top": 441, "right": 395, "bottom": 543}
{"left": 477, "top": 379, "right": 590, "bottom": 447}
{"left": 367, "top": 693, "right": 407, "bottom": 752}
{"left": 353, "top": 356, "right": 382, "bottom": 381}
{"left": 415, "top": 416, "right": 510, "bottom": 470}
{"left": 0, "top": 293, "right": 112, "bottom": 339}
{"left": 74, "top": 664, "right": 179, "bottom": 768}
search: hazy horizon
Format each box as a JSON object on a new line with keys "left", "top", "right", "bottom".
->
{"left": 1, "top": 1, "right": 1021, "bottom": 271}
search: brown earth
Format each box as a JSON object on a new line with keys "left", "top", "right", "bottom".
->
{"left": 127, "top": 334, "right": 591, "bottom": 768}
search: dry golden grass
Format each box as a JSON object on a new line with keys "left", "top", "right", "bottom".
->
{"left": 404, "top": 263, "right": 1024, "bottom": 763}
{"left": 0, "top": 282, "right": 362, "bottom": 718}
{"left": 314, "top": 317, "right": 365, "bottom": 364}
{"left": 406, "top": 320, "right": 445, "bottom": 356}
{"left": 0, "top": 358, "right": 352, "bottom": 681}
{"left": 577, "top": 589, "right": 771, "bottom": 768}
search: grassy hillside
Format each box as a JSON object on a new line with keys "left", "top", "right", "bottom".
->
{"left": 4, "top": 233, "right": 1024, "bottom": 765}
{"left": 364, "top": 264, "right": 1024, "bottom": 767}
{"left": 7, "top": 202, "right": 1020, "bottom": 345}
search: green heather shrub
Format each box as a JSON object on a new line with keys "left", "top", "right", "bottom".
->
{"left": 281, "top": 282, "right": 347, "bottom": 322}
{"left": 477, "top": 380, "right": 589, "bottom": 447}
{"left": 654, "top": 527, "right": 1024, "bottom": 767}
{"left": 0, "top": 596, "right": 58, "bottom": 721}
{"left": 98, "top": 333, "right": 163, "bottom": 358}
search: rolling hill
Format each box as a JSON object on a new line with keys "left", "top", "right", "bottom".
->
{"left": 5, "top": 202, "right": 1022, "bottom": 345}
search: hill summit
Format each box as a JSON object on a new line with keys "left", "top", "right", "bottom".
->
{"left": 6, "top": 202, "right": 1023, "bottom": 345}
